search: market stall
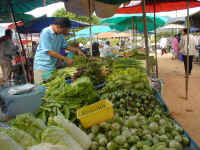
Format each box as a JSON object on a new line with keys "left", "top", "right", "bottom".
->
{"left": 0, "top": 55, "right": 200, "bottom": 150}
{"left": 0, "top": 0, "right": 200, "bottom": 149}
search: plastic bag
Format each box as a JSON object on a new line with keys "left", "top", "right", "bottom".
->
{"left": 8, "top": 113, "right": 46, "bottom": 142}
{"left": 28, "top": 143, "right": 69, "bottom": 150}
{"left": 1, "top": 127, "right": 38, "bottom": 148}
{"left": 41, "top": 126, "right": 83, "bottom": 150}
{"left": 0, "top": 133, "right": 24, "bottom": 150}
{"left": 49, "top": 116, "right": 91, "bottom": 150}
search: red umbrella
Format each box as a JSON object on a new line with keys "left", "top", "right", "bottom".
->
{"left": 117, "top": 0, "right": 200, "bottom": 13}
{"left": 7, "top": 21, "right": 24, "bottom": 29}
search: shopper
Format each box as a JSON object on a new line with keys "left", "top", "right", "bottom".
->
{"left": 34, "top": 18, "right": 85, "bottom": 84}
{"left": 92, "top": 42, "right": 100, "bottom": 56}
{"left": 172, "top": 35, "right": 179, "bottom": 60}
{"left": 0, "top": 29, "right": 17, "bottom": 82}
{"left": 103, "top": 41, "right": 113, "bottom": 57}
{"left": 179, "top": 29, "right": 198, "bottom": 75}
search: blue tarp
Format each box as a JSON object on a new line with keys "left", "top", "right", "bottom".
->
{"left": 190, "top": 27, "right": 200, "bottom": 32}
{"left": 17, "top": 17, "right": 89, "bottom": 33}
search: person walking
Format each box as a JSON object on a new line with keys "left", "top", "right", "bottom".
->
{"left": 179, "top": 29, "right": 198, "bottom": 75}
{"left": 172, "top": 35, "right": 179, "bottom": 60}
{"left": 0, "top": 29, "right": 17, "bottom": 82}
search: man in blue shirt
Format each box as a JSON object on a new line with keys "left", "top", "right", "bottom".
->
{"left": 34, "top": 18, "right": 84, "bottom": 84}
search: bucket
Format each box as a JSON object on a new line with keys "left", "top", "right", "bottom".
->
{"left": 179, "top": 54, "right": 183, "bottom": 61}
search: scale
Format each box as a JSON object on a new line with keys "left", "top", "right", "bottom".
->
{"left": 0, "top": 84, "right": 45, "bottom": 118}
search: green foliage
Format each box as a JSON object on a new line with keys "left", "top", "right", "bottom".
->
{"left": 110, "top": 39, "right": 120, "bottom": 47}
{"left": 53, "top": 8, "right": 100, "bottom": 25}
{"left": 67, "top": 38, "right": 89, "bottom": 46}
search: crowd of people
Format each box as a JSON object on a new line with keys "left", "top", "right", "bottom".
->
{"left": 161, "top": 29, "right": 200, "bottom": 76}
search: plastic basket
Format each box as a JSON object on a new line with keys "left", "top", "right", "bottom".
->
{"left": 77, "top": 99, "right": 114, "bottom": 128}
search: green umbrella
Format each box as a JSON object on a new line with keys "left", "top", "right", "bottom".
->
{"left": 0, "top": 0, "right": 58, "bottom": 15}
{"left": 101, "top": 14, "right": 168, "bottom": 32}
{"left": 0, "top": 13, "right": 34, "bottom": 23}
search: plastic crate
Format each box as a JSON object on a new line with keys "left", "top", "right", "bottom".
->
{"left": 77, "top": 99, "right": 114, "bottom": 128}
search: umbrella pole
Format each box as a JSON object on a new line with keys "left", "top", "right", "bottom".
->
{"left": 185, "top": 0, "right": 190, "bottom": 100}
{"left": 9, "top": 2, "right": 28, "bottom": 83}
{"left": 73, "top": 31, "right": 76, "bottom": 42}
{"left": 88, "top": 0, "right": 93, "bottom": 56}
{"left": 136, "top": 25, "right": 138, "bottom": 48}
{"left": 153, "top": 1, "right": 159, "bottom": 78}
{"left": 142, "top": 0, "right": 150, "bottom": 76}
{"left": 132, "top": 17, "right": 134, "bottom": 48}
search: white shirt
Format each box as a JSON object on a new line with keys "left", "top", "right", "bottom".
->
{"left": 179, "top": 34, "right": 198, "bottom": 56}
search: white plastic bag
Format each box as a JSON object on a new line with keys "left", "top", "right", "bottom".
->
{"left": 0, "top": 133, "right": 24, "bottom": 150}
{"left": 49, "top": 116, "right": 91, "bottom": 150}
{"left": 41, "top": 126, "right": 83, "bottom": 150}
{"left": 28, "top": 143, "right": 69, "bottom": 150}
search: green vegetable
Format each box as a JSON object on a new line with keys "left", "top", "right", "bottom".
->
{"left": 149, "top": 122, "right": 159, "bottom": 132}
{"left": 41, "top": 126, "right": 83, "bottom": 150}
{"left": 182, "top": 135, "right": 190, "bottom": 146}
{"left": 130, "top": 146, "right": 138, "bottom": 150}
{"left": 114, "top": 135, "right": 126, "bottom": 145}
{"left": 0, "top": 127, "right": 37, "bottom": 148}
{"left": 169, "top": 140, "right": 183, "bottom": 150}
{"left": 90, "top": 142, "right": 98, "bottom": 150}
{"left": 8, "top": 113, "right": 46, "bottom": 142}
{"left": 98, "top": 146, "right": 106, "bottom": 150}
{"left": 106, "top": 142, "right": 117, "bottom": 150}
{"left": 91, "top": 125, "right": 100, "bottom": 134}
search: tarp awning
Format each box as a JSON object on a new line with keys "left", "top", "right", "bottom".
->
{"left": 17, "top": 17, "right": 89, "bottom": 33}
{"left": 117, "top": 0, "right": 200, "bottom": 13}
{"left": 189, "top": 10, "right": 200, "bottom": 28}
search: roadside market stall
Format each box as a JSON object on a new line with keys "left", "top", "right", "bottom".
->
{"left": 0, "top": 0, "right": 200, "bottom": 149}
{"left": 1, "top": 55, "right": 200, "bottom": 149}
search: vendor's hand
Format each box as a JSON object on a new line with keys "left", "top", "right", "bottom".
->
{"left": 65, "top": 58, "right": 73, "bottom": 66}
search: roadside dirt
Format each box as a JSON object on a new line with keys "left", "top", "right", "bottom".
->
{"left": 158, "top": 53, "right": 200, "bottom": 145}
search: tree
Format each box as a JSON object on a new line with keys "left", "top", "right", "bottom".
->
{"left": 53, "top": 8, "right": 100, "bottom": 25}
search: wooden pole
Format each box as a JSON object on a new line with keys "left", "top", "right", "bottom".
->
{"left": 142, "top": 0, "right": 150, "bottom": 76}
{"left": 153, "top": 1, "right": 159, "bottom": 78}
{"left": 132, "top": 17, "right": 134, "bottom": 48}
{"left": 185, "top": 0, "right": 190, "bottom": 99}
{"left": 88, "top": 0, "right": 93, "bottom": 56}
{"left": 9, "top": 2, "right": 28, "bottom": 83}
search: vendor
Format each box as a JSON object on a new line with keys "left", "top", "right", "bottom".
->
{"left": 0, "top": 29, "right": 17, "bottom": 82}
{"left": 34, "top": 18, "right": 85, "bottom": 84}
